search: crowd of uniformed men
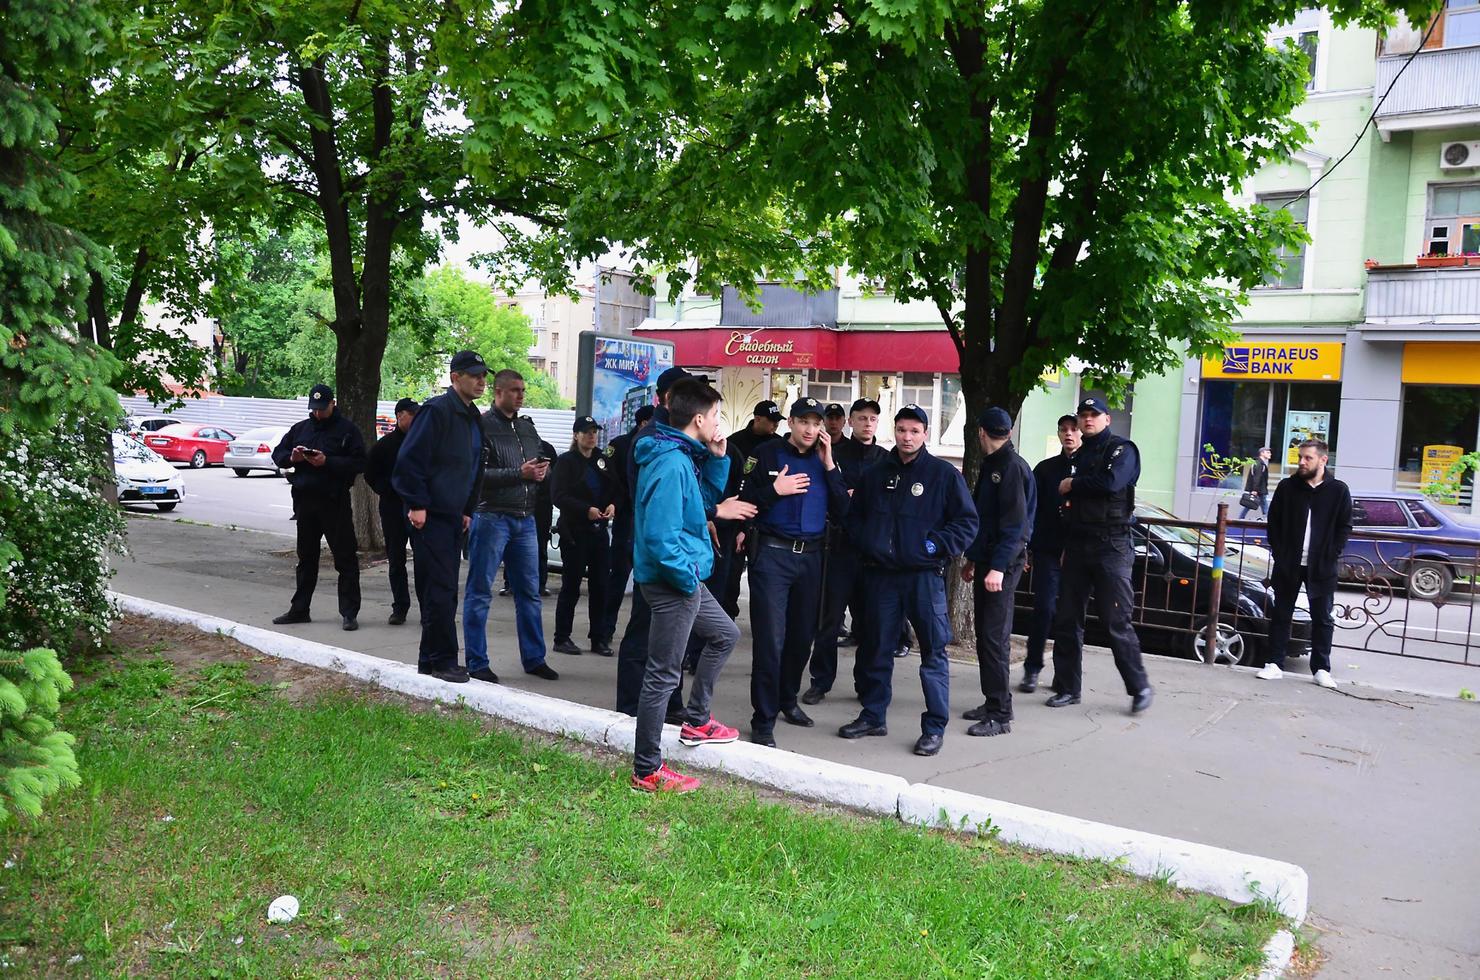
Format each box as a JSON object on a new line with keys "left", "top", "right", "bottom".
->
{"left": 267, "top": 352, "right": 1155, "bottom": 793}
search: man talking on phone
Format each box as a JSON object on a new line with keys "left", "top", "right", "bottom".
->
{"left": 271, "top": 383, "right": 368, "bottom": 631}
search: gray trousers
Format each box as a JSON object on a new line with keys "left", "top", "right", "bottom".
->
{"left": 633, "top": 580, "right": 740, "bottom": 777}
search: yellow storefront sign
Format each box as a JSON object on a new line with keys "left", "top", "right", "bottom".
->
{"left": 1201, "top": 342, "right": 1343, "bottom": 381}
{"left": 1421, "top": 445, "right": 1465, "bottom": 503}
{"left": 1402, "top": 343, "right": 1480, "bottom": 386}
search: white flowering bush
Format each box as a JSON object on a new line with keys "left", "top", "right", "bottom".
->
{"left": 0, "top": 424, "right": 125, "bottom": 652}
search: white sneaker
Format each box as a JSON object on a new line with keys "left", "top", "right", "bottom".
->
{"left": 1314, "top": 669, "right": 1337, "bottom": 689}
{"left": 1256, "top": 663, "right": 1283, "bottom": 681}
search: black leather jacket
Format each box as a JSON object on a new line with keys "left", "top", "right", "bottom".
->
{"left": 477, "top": 408, "right": 544, "bottom": 516}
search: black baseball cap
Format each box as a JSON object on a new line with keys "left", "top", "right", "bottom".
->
{"left": 895, "top": 403, "right": 929, "bottom": 427}
{"left": 824, "top": 402, "right": 845, "bottom": 418}
{"left": 308, "top": 384, "right": 333, "bottom": 408}
{"left": 573, "top": 415, "right": 600, "bottom": 432}
{"left": 850, "top": 397, "right": 882, "bottom": 415}
{"left": 1077, "top": 396, "right": 1109, "bottom": 416}
{"left": 394, "top": 397, "right": 420, "bottom": 415}
{"left": 754, "top": 399, "right": 784, "bottom": 423}
{"left": 656, "top": 366, "right": 712, "bottom": 395}
{"left": 634, "top": 405, "right": 655, "bottom": 426}
{"left": 450, "top": 350, "right": 488, "bottom": 376}
{"left": 789, "top": 397, "right": 825, "bottom": 419}
{"left": 978, "top": 406, "right": 1013, "bottom": 436}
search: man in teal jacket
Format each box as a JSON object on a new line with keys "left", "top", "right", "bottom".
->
{"left": 630, "top": 378, "right": 756, "bottom": 793}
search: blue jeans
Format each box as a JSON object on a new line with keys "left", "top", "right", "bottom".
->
{"left": 463, "top": 512, "right": 547, "bottom": 672}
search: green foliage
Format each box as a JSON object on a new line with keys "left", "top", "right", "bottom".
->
{"left": 1200, "top": 443, "right": 1259, "bottom": 491}
{"left": 0, "top": 648, "right": 80, "bottom": 826}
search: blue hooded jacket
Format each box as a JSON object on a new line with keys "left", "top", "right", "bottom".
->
{"left": 632, "top": 422, "right": 730, "bottom": 596}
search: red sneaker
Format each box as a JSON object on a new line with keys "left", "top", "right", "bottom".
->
{"left": 678, "top": 717, "right": 740, "bottom": 747}
{"left": 631, "top": 763, "right": 702, "bottom": 794}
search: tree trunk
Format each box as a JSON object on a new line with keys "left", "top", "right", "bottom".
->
{"left": 335, "top": 323, "right": 386, "bottom": 553}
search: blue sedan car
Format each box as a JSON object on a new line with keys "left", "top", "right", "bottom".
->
{"left": 1340, "top": 493, "right": 1480, "bottom": 602}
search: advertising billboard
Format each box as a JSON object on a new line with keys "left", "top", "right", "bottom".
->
{"left": 576, "top": 332, "right": 675, "bottom": 447}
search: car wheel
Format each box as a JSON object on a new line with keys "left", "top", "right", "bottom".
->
{"left": 1407, "top": 560, "right": 1452, "bottom": 602}
{"left": 156, "top": 502, "right": 178, "bottom": 512}
{"left": 233, "top": 468, "right": 251, "bottom": 477}
{"left": 190, "top": 449, "right": 208, "bottom": 469}
{"left": 1189, "top": 619, "right": 1246, "bottom": 666}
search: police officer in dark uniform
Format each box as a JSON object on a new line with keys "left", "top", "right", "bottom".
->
{"left": 599, "top": 404, "right": 653, "bottom": 644}
{"left": 1047, "top": 396, "right": 1154, "bottom": 714}
{"left": 738, "top": 396, "right": 849, "bottom": 747}
{"left": 803, "top": 397, "right": 888, "bottom": 704}
{"left": 550, "top": 415, "right": 617, "bottom": 655}
{"left": 838, "top": 405, "right": 978, "bottom": 757}
{"left": 1020, "top": 414, "right": 1080, "bottom": 692}
{"left": 723, "top": 399, "right": 784, "bottom": 612}
{"left": 961, "top": 407, "right": 1035, "bottom": 736}
{"left": 392, "top": 351, "right": 487, "bottom": 682}
{"left": 366, "top": 397, "right": 420, "bottom": 625}
{"left": 270, "top": 384, "right": 368, "bottom": 630}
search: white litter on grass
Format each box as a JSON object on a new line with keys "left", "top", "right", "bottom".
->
{"left": 3, "top": 858, "right": 14, "bottom": 870}
{"left": 232, "top": 936, "right": 243, "bottom": 946}
{"left": 267, "top": 895, "right": 300, "bottom": 924}
{"left": 66, "top": 955, "right": 83, "bottom": 966}
{"left": 159, "top": 815, "right": 175, "bottom": 823}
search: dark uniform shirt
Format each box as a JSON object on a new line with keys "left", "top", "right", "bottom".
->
{"left": 738, "top": 437, "right": 849, "bottom": 540}
{"left": 728, "top": 420, "right": 780, "bottom": 460}
{"left": 551, "top": 448, "right": 617, "bottom": 533}
{"left": 1064, "top": 428, "right": 1139, "bottom": 531}
{"left": 366, "top": 428, "right": 407, "bottom": 504}
{"left": 845, "top": 447, "right": 978, "bottom": 570}
{"left": 832, "top": 435, "right": 889, "bottom": 488}
{"left": 966, "top": 441, "right": 1036, "bottom": 572}
{"left": 271, "top": 411, "right": 367, "bottom": 497}
{"left": 1029, "top": 453, "right": 1072, "bottom": 554}
{"left": 391, "top": 388, "right": 484, "bottom": 517}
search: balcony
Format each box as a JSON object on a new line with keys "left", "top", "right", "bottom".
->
{"left": 720, "top": 283, "right": 838, "bottom": 329}
{"left": 1374, "top": 45, "right": 1480, "bottom": 137}
{"left": 1361, "top": 264, "right": 1480, "bottom": 339}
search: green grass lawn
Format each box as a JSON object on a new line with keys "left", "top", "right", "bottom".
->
{"left": 1, "top": 625, "right": 1281, "bottom": 977}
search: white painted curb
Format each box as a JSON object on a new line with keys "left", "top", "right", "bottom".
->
{"left": 1257, "top": 930, "right": 1297, "bottom": 979}
{"left": 114, "top": 592, "right": 1308, "bottom": 926}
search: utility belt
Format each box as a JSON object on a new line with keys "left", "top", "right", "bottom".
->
{"left": 756, "top": 532, "right": 825, "bottom": 555}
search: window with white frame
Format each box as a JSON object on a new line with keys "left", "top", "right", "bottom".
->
{"left": 1426, "top": 182, "right": 1480, "bottom": 257}
{"left": 1258, "top": 192, "right": 1309, "bottom": 289}
{"left": 901, "top": 372, "right": 936, "bottom": 419}
{"left": 1270, "top": 9, "right": 1321, "bottom": 90}
{"left": 806, "top": 369, "right": 853, "bottom": 406}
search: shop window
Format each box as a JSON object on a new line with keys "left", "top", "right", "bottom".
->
{"left": 1404, "top": 500, "right": 1442, "bottom": 528}
{"left": 770, "top": 370, "right": 805, "bottom": 412}
{"left": 1352, "top": 498, "right": 1408, "bottom": 528}
{"left": 1257, "top": 192, "right": 1309, "bottom": 288}
{"left": 1197, "top": 380, "right": 1340, "bottom": 488}
{"left": 938, "top": 375, "right": 967, "bottom": 448}
{"left": 806, "top": 369, "right": 853, "bottom": 406}
{"left": 901, "top": 372, "right": 936, "bottom": 415}
{"left": 1426, "top": 182, "right": 1480, "bottom": 256}
{"left": 1397, "top": 385, "right": 1478, "bottom": 502}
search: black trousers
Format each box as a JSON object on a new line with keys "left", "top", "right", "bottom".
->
{"left": 600, "top": 515, "right": 634, "bottom": 642}
{"left": 1050, "top": 531, "right": 1150, "bottom": 697}
{"left": 288, "top": 492, "right": 360, "bottom": 619}
{"left": 972, "top": 562, "right": 1025, "bottom": 723}
{"left": 410, "top": 512, "right": 461, "bottom": 672}
{"left": 555, "top": 523, "right": 612, "bottom": 642}
{"left": 1024, "top": 549, "right": 1062, "bottom": 675}
{"left": 615, "top": 582, "right": 684, "bottom": 718}
{"left": 378, "top": 496, "right": 418, "bottom": 616}
{"left": 1267, "top": 566, "right": 1336, "bottom": 674}
{"left": 748, "top": 544, "right": 823, "bottom": 733}
{"left": 810, "top": 540, "right": 867, "bottom": 694}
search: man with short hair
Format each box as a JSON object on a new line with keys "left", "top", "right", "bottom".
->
{"left": 728, "top": 399, "right": 784, "bottom": 458}
{"left": 1047, "top": 397, "right": 1154, "bottom": 714}
{"left": 961, "top": 407, "right": 1035, "bottom": 737}
{"left": 803, "top": 396, "right": 887, "bottom": 705}
{"left": 366, "top": 397, "right": 420, "bottom": 625}
{"left": 838, "top": 405, "right": 978, "bottom": 757}
{"left": 822, "top": 402, "right": 847, "bottom": 443}
{"left": 1240, "top": 447, "right": 1273, "bottom": 520}
{"left": 738, "top": 396, "right": 849, "bottom": 747}
{"left": 391, "top": 352, "right": 487, "bottom": 682}
{"left": 1257, "top": 439, "right": 1351, "bottom": 688}
{"left": 630, "top": 379, "right": 754, "bottom": 793}
{"left": 271, "top": 384, "right": 368, "bottom": 631}
{"left": 464, "top": 369, "right": 558, "bottom": 683}
{"left": 1019, "top": 414, "right": 1080, "bottom": 692}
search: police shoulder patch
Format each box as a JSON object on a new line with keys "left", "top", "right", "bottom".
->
{"left": 604, "top": 445, "right": 615, "bottom": 457}
{"left": 1111, "top": 446, "right": 1124, "bottom": 458}
{"left": 744, "top": 457, "right": 757, "bottom": 474}
{"left": 990, "top": 472, "right": 1002, "bottom": 483}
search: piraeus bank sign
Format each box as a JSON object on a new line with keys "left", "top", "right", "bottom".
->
{"left": 1201, "top": 342, "right": 1343, "bottom": 381}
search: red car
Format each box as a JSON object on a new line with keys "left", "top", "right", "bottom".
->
{"left": 142, "top": 423, "right": 236, "bottom": 469}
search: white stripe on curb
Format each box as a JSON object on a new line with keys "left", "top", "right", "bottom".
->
{"left": 114, "top": 593, "right": 1308, "bottom": 933}
{"left": 1257, "top": 930, "right": 1297, "bottom": 980}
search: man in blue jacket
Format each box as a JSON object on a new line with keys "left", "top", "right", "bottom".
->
{"left": 738, "top": 396, "right": 850, "bottom": 747}
{"left": 630, "top": 379, "right": 755, "bottom": 793}
{"left": 961, "top": 407, "right": 1035, "bottom": 737}
{"left": 838, "top": 405, "right": 978, "bottom": 757}
{"left": 391, "top": 351, "right": 487, "bottom": 683}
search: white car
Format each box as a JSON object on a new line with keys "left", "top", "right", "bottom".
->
{"left": 225, "top": 425, "right": 290, "bottom": 477}
{"left": 112, "top": 434, "right": 185, "bottom": 511}
{"left": 122, "top": 415, "right": 176, "bottom": 435}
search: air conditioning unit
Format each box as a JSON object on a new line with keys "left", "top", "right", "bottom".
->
{"left": 1440, "top": 141, "right": 1480, "bottom": 170}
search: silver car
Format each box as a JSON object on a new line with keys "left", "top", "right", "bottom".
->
{"left": 225, "top": 426, "right": 289, "bottom": 477}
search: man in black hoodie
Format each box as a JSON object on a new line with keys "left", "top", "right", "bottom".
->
{"left": 270, "top": 384, "right": 368, "bottom": 631}
{"left": 1256, "top": 438, "right": 1351, "bottom": 689}
{"left": 366, "top": 397, "right": 419, "bottom": 625}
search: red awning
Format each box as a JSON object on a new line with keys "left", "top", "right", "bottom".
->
{"left": 632, "top": 326, "right": 960, "bottom": 372}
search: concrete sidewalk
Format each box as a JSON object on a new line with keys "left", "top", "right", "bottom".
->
{"left": 115, "top": 515, "right": 1480, "bottom": 978}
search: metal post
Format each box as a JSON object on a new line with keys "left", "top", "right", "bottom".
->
{"left": 1204, "top": 502, "right": 1229, "bottom": 665}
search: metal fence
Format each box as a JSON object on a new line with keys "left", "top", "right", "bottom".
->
{"left": 1012, "top": 507, "right": 1480, "bottom": 669}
